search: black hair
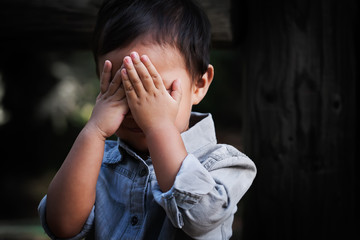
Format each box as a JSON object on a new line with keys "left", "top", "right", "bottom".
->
{"left": 92, "top": 0, "right": 211, "bottom": 80}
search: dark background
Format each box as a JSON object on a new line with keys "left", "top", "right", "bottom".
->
{"left": 0, "top": 0, "right": 358, "bottom": 239}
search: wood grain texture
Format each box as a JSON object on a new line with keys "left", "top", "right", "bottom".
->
{"left": 242, "top": 0, "right": 357, "bottom": 239}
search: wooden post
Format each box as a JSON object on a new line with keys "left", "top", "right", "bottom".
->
{"left": 242, "top": 0, "right": 358, "bottom": 239}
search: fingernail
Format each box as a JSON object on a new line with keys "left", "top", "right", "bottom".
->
{"left": 124, "top": 56, "right": 132, "bottom": 64}
{"left": 121, "top": 68, "right": 128, "bottom": 76}
{"left": 141, "top": 55, "right": 149, "bottom": 62}
{"left": 103, "top": 60, "right": 111, "bottom": 71}
{"left": 130, "top": 52, "right": 139, "bottom": 60}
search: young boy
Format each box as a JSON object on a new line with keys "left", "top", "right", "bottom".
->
{"left": 38, "top": 0, "right": 256, "bottom": 239}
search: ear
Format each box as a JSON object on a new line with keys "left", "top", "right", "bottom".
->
{"left": 192, "top": 64, "right": 214, "bottom": 105}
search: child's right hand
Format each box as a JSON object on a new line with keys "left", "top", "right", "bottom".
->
{"left": 87, "top": 60, "right": 129, "bottom": 139}
{"left": 46, "top": 60, "right": 127, "bottom": 237}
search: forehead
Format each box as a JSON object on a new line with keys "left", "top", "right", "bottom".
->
{"left": 98, "top": 39, "right": 187, "bottom": 77}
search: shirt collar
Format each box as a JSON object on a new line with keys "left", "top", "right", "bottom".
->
{"left": 181, "top": 112, "right": 217, "bottom": 154}
{"left": 104, "top": 112, "right": 217, "bottom": 164}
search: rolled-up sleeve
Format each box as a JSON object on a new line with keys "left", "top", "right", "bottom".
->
{"left": 152, "top": 147, "right": 256, "bottom": 238}
{"left": 38, "top": 196, "right": 95, "bottom": 240}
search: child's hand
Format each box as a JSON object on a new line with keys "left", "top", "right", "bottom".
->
{"left": 88, "top": 60, "right": 129, "bottom": 139}
{"left": 121, "top": 52, "right": 182, "bottom": 135}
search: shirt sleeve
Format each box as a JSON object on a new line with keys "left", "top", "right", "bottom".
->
{"left": 38, "top": 195, "right": 95, "bottom": 240}
{"left": 151, "top": 146, "right": 256, "bottom": 238}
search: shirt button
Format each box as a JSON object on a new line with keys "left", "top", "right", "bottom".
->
{"left": 131, "top": 216, "right": 138, "bottom": 226}
{"left": 139, "top": 168, "right": 147, "bottom": 177}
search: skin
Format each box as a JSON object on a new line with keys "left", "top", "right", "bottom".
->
{"left": 45, "top": 36, "right": 214, "bottom": 238}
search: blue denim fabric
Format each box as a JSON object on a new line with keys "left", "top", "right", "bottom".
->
{"left": 38, "top": 112, "right": 256, "bottom": 240}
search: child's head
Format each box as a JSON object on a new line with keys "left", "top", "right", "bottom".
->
{"left": 92, "top": 0, "right": 211, "bottom": 80}
{"left": 93, "top": 0, "right": 214, "bottom": 152}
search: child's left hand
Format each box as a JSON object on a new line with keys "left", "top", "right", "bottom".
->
{"left": 121, "top": 52, "right": 182, "bottom": 135}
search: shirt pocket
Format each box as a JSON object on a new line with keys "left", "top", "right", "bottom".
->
{"left": 98, "top": 164, "right": 135, "bottom": 204}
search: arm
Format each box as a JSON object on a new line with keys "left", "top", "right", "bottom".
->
{"left": 46, "top": 60, "right": 129, "bottom": 238}
{"left": 153, "top": 148, "right": 257, "bottom": 238}
{"left": 146, "top": 121, "right": 187, "bottom": 192}
{"left": 121, "top": 52, "right": 187, "bottom": 192}
{"left": 121, "top": 52, "right": 257, "bottom": 238}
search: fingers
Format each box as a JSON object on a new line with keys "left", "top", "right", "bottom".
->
{"left": 122, "top": 52, "right": 166, "bottom": 97}
{"left": 122, "top": 55, "right": 146, "bottom": 96}
{"left": 100, "top": 60, "right": 112, "bottom": 94}
{"left": 121, "top": 67, "right": 138, "bottom": 100}
{"left": 114, "top": 86, "right": 127, "bottom": 102}
{"left": 100, "top": 60, "right": 125, "bottom": 101}
{"left": 106, "top": 68, "right": 123, "bottom": 96}
{"left": 170, "top": 79, "right": 182, "bottom": 103}
{"left": 130, "top": 52, "right": 157, "bottom": 92}
{"left": 140, "top": 55, "right": 164, "bottom": 91}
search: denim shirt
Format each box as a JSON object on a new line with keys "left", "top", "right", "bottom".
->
{"left": 38, "top": 112, "right": 256, "bottom": 240}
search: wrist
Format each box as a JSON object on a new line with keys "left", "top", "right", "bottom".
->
{"left": 143, "top": 121, "right": 179, "bottom": 138}
{"left": 83, "top": 121, "right": 108, "bottom": 142}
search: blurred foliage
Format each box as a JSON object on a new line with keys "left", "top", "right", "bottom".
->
{"left": 35, "top": 51, "right": 98, "bottom": 132}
